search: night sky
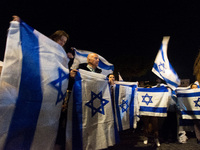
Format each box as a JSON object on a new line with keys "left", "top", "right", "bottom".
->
{"left": 1, "top": 1, "right": 200, "bottom": 83}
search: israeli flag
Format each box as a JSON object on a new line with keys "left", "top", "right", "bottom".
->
{"left": 71, "top": 48, "right": 114, "bottom": 76}
{"left": 66, "top": 69, "right": 119, "bottom": 150}
{"left": 0, "top": 20, "right": 69, "bottom": 150}
{"left": 152, "top": 36, "right": 180, "bottom": 90}
{"left": 137, "top": 86, "right": 170, "bottom": 117}
{"left": 177, "top": 88, "right": 200, "bottom": 119}
{"left": 114, "top": 81, "right": 139, "bottom": 131}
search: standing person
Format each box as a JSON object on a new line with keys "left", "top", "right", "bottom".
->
{"left": 190, "top": 83, "right": 200, "bottom": 144}
{"left": 49, "top": 30, "right": 71, "bottom": 150}
{"left": 142, "top": 84, "right": 160, "bottom": 147}
{"left": 162, "top": 89, "right": 178, "bottom": 143}
{"left": 107, "top": 73, "right": 116, "bottom": 114}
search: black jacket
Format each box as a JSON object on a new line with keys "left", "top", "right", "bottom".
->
{"left": 78, "top": 63, "right": 102, "bottom": 73}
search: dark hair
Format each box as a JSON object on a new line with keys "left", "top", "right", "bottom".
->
{"left": 49, "top": 30, "right": 69, "bottom": 43}
{"left": 190, "top": 83, "right": 198, "bottom": 89}
{"left": 144, "top": 84, "right": 152, "bottom": 88}
{"left": 107, "top": 73, "right": 114, "bottom": 78}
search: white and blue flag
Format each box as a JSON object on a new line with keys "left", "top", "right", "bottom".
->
{"left": 0, "top": 20, "right": 69, "bottom": 150}
{"left": 137, "top": 86, "right": 170, "bottom": 117}
{"left": 177, "top": 88, "right": 200, "bottom": 119}
{"left": 71, "top": 48, "right": 114, "bottom": 76}
{"left": 66, "top": 69, "right": 119, "bottom": 150}
{"left": 114, "top": 81, "right": 139, "bottom": 131}
{"left": 152, "top": 36, "right": 180, "bottom": 90}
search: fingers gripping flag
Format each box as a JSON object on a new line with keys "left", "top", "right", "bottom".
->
{"left": 114, "top": 81, "right": 139, "bottom": 131}
{"left": 137, "top": 86, "right": 170, "bottom": 117}
{"left": 71, "top": 48, "right": 114, "bottom": 76}
{"left": 66, "top": 69, "right": 119, "bottom": 150}
{"left": 0, "top": 20, "right": 69, "bottom": 150}
{"left": 177, "top": 88, "right": 200, "bottom": 119}
{"left": 152, "top": 36, "right": 180, "bottom": 90}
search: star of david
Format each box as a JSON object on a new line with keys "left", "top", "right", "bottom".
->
{"left": 119, "top": 99, "right": 129, "bottom": 113}
{"left": 50, "top": 67, "right": 69, "bottom": 105}
{"left": 142, "top": 93, "right": 153, "bottom": 105}
{"left": 194, "top": 98, "right": 200, "bottom": 107}
{"left": 85, "top": 91, "right": 109, "bottom": 117}
{"left": 158, "top": 62, "right": 165, "bottom": 73}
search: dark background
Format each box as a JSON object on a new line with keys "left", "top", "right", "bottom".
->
{"left": 1, "top": 0, "right": 200, "bottom": 83}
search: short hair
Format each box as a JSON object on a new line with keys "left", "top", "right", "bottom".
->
{"left": 49, "top": 30, "right": 69, "bottom": 43}
{"left": 107, "top": 73, "right": 114, "bottom": 78}
{"left": 190, "top": 83, "right": 198, "bottom": 89}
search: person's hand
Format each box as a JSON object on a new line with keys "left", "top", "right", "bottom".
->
{"left": 70, "top": 69, "right": 78, "bottom": 78}
{"left": 12, "top": 15, "right": 20, "bottom": 22}
{"left": 109, "top": 79, "right": 115, "bottom": 85}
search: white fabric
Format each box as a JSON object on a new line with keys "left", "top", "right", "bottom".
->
{"left": 152, "top": 36, "right": 180, "bottom": 90}
{"left": 0, "top": 21, "right": 69, "bottom": 150}
{"left": 71, "top": 48, "right": 114, "bottom": 76}
{"left": 66, "top": 69, "right": 118, "bottom": 150}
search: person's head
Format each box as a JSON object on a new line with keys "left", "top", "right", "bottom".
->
{"left": 50, "top": 30, "right": 69, "bottom": 47}
{"left": 190, "top": 83, "right": 198, "bottom": 89}
{"left": 67, "top": 52, "right": 74, "bottom": 59}
{"left": 108, "top": 73, "right": 115, "bottom": 82}
{"left": 144, "top": 84, "right": 152, "bottom": 88}
{"left": 87, "top": 53, "right": 99, "bottom": 69}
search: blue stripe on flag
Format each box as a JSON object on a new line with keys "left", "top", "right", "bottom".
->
{"left": 76, "top": 50, "right": 88, "bottom": 57}
{"left": 160, "top": 45, "right": 165, "bottom": 62}
{"left": 177, "top": 92, "right": 200, "bottom": 97}
{"left": 153, "top": 63, "right": 178, "bottom": 88}
{"left": 138, "top": 86, "right": 168, "bottom": 92}
{"left": 4, "top": 21, "right": 43, "bottom": 149}
{"left": 129, "top": 85, "right": 136, "bottom": 128}
{"left": 115, "top": 84, "right": 123, "bottom": 131}
{"left": 181, "top": 110, "right": 200, "bottom": 115}
{"left": 98, "top": 59, "right": 114, "bottom": 71}
{"left": 140, "top": 106, "right": 167, "bottom": 113}
{"left": 72, "top": 72, "right": 83, "bottom": 150}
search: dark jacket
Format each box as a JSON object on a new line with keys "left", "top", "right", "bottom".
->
{"left": 78, "top": 63, "right": 102, "bottom": 73}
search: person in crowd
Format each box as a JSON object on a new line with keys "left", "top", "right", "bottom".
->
{"left": 49, "top": 29, "right": 71, "bottom": 150}
{"left": 190, "top": 83, "right": 200, "bottom": 144}
{"left": 70, "top": 53, "right": 101, "bottom": 78}
{"left": 107, "top": 73, "right": 116, "bottom": 114}
{"left": 161, "top": 88, "right": 178, "bottom": 143}
{"left": 49, "top": 30, "right": 69, "bottom": 48}
{"left": 142, "top": 84, "right": 160, "bottom": 147}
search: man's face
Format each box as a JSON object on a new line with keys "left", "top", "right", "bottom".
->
{"left": 191, "top": 84, "right": 198, "bottom": 89}
{"left": 109, "top": 75, "right": 115, "bottom": 82}
{"left": 88, "top": 53, "right": 99, "bottom": 68}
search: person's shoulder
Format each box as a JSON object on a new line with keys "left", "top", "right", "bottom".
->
{"left": 95, "top": 67, "right": 102, "bottom": 73}
{"left": 78, "top": 63, "right": 87, "bottom": 69}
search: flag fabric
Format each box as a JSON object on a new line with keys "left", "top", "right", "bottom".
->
{"left": 152, "top": 36, "right": 180, "bottom": 90}
{"left": 114, "top": 81, "right": 139, "bottom": 131}
{"left": 0, "top": 20, "right": 69, "bottom": 150}
{"left": 66, "top": 69, "right": 119, "bottom": 150}
{"left": 176, "top": 88, "right": 200, "bottom": 119}
{"left": 118, "top": 72, "right": 123, "bottom": 81}
{"left": 137, "top": 86, "right": 170, "bottom": 117}
{"left": 71, "top": 48, "right": 114, "bottom": 76}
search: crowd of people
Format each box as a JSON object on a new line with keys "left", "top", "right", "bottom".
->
{"left": 0, "top": 16, "right": 200, "bottom": 150}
